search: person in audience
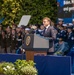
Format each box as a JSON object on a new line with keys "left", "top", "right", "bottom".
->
{"left": 67, "top": 27, "right": 74, "bottom": 50}
{"left": 16, "top": 30, "right": 22, "bottom": 49}
{"left": 12, "top": 24, "right": 17, "bottom": 30}
{"left": 30, "top": 25, "right": 38, "bottom": 34}
{"left": 36, "top": 25, "right": 45, "bottom": 36}
{"left": 25, "top": 28, "right": 30, "bottom": 34}
{"left": 1, "top": 30, "right": 6, "bottom": 53}
{"left": 62, "top": 24, "right": 68, "bottom": 32}
{"left": 58, "top": 18, "right": 63, "bottom": 26}
{"left": 20, "top": 26, "right": 26, "bottom": 44}
{"left": 6, "top": 26, "right": 11, "bottom": 53}
{"left": 11, "top": 29, "right": 16, "bottom": 53}
{"left": 58, "top": 26, "right": 67, "bottom": 41}
{"left": 54, "top": 38, "right": 69, "bottom": 56}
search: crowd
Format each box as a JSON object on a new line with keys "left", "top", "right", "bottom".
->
{"left": 0, "top": 24, "right": 29, "bottom": 53}
{"left": 54, "top": 18, "right": 74, "bottom": 55}
{"left": 36, "top": 17, "right": 74, "bottom": 55}
{"left": 0, "top": 17, "right": 74, "bottom": 56}
{"left": 0, "top": 23, "right": 41, "bottom": 54}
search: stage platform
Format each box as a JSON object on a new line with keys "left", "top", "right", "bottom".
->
{"left": 0, "top": 53, "right": 72, "bottom": 75}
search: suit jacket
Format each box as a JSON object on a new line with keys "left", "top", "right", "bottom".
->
{"left": 43, "top": 26, "right": 56, "bottom": 39}
{"left": 43, "top": 26, "right": 56, "bottom": 52}
{"left": 67, "top": 32, "right": 74, "bottom": 49}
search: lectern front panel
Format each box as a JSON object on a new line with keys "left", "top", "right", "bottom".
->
{"left": 24, "top": 34, "right": 34, "bottom": 49}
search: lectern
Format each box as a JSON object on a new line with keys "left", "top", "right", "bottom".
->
{"left": 24, "top": 34, "right": 49, "bottom": 61}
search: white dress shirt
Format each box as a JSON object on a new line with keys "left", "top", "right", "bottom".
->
{"left": 45, "top": 25, "right": 50, "bottom": 31}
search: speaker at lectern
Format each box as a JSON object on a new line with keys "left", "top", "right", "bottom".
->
{"left": 24, "top": 34, "right": 49, "bottom": 61}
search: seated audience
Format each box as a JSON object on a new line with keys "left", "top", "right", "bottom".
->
{"left": 54, "top": 38, "right": 69, "bottom": 56}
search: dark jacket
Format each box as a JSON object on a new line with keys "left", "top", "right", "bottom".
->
{"left": 11, "top": 34, "right": 17, "bottom": 50}
{"left": 6, "top": 33, "right": 11, "bottom": 47}
{"left": 1, "top": 36, "right": 6, "bottom": 48}
{"left": 67, "top": 32, "right": 74, "bottom": 49}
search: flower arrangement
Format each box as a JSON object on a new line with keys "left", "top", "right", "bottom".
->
{"left": 0, "top": 60, "right": 38, "bottom": 75}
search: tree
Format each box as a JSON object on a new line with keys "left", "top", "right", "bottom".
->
{"left": 19, "top": 0, "right": 57, "bottom": 24}
{"left": 0, "top": 0, "right": 21, "bottom": 26}
{"left": 0, "top": 0, "right": 57, "bottom": 26}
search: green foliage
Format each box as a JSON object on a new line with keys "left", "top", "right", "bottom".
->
{"left": 0, "top": 63, "right": 4, "bottom": 74}
{"left": 2, "top": 62, "right": 15, "bottom": 75}
{"left": 21, "top": 65, "right": 38, "bottom": 75}
{"left": 0, "top": 0, "right": 21, "bottom": 26}
{"left": 0, "top": 59, "right": 38, "bottom": 75}
{"left": 14, "top": 59, "right": 35, "bottom": 68}
{"left": 19, "top": 0, "right": 57, "bottom": 24}
{"left": 14, "top": 59, "right": 37, "bottom": 75}
{"left": 0, "top": 0, "right": 57, "bottom": 26}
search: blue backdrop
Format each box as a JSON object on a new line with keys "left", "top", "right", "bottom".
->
{"left": 34, "top": 55, "right": 71, "bottom": 75}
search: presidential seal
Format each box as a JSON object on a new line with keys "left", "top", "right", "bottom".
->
{"left": 26, "top": 36, "right": 31, "bottom": 46}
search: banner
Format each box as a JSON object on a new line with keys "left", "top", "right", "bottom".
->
{"left": 57, "top": 0, "right": 74, "bottom": 23}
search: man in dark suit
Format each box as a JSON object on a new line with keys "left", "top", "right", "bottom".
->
{"left": 67, "top": 27, "right": 74, "bottom": 50}
{"left": 42, "top": 17, "right": 56, "bottom": 54}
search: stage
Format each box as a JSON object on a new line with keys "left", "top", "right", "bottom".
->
{"left": 0, "top": 53, "right": 73, "bottom": 75}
